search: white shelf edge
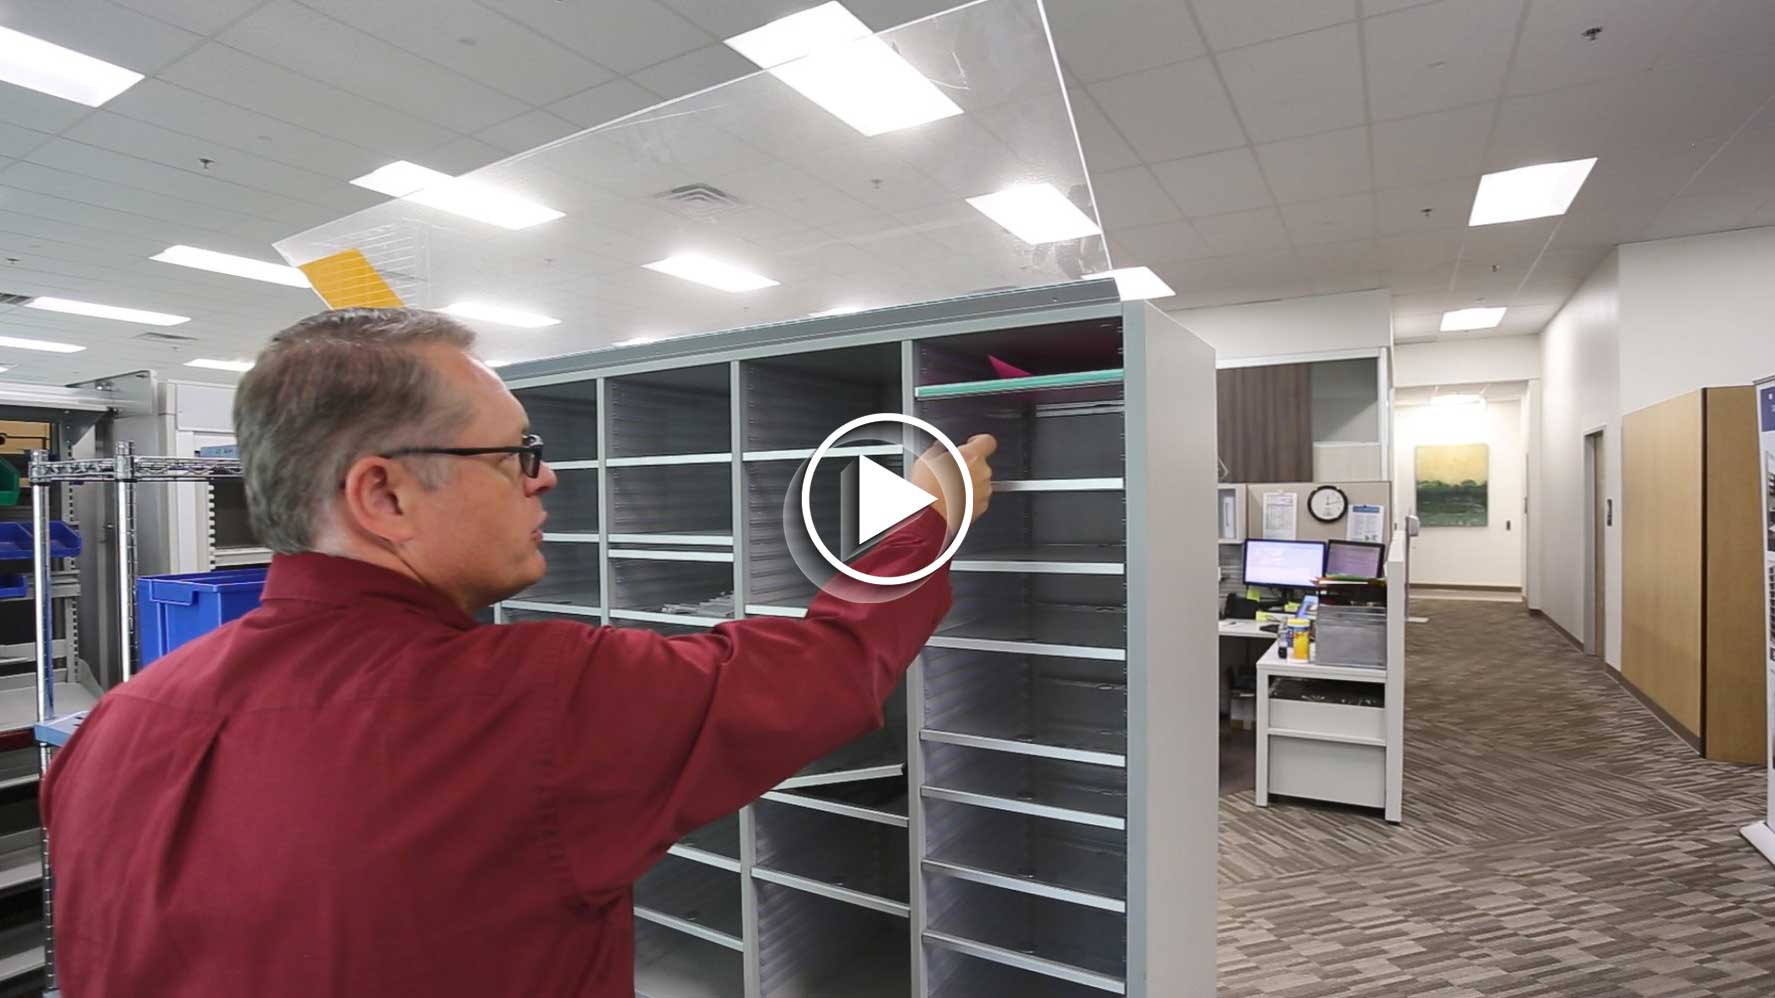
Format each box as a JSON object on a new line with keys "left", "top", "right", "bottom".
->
{"left": 750, "top": 866, "right": 911, "bottom": 919}
{"left": 500, "top": 599, "right": 602, "bottom": 619}
{"left": 607, "top": 533, "right": 734, "bottom": 547}
{"left": 633, "top": 907, "right": 745, "bottom": 952}
{"left": 926, "top": 636, "right": 1126, "bottom": 662}
{"left": 549, "top": 459, "right": 600, "bottom": 470}
{"left": 759, "top": 790, "right": 909, "bottom": 829}
{"left": 744, "top": 604, "right": 808, "bottom": 619}
{"left": 0, "top": 845, "right": 40, "bottom": 895}
{"left": 920, "top": 728, "right": 1126, "bottom": 768}
{"left": 993, "top": 478, "right": 1124, "bottom": 492}
{"left": 667, "top": 844, "right": 742, "bottom": 873}
{"left": 919, "top": 786, "right": 1126, "bottom": 831}
{"left": 1266, "top": 727, "right": 1386, "bottom": 748}
{"left": 950, "top": 558, "right": 1124, "bottom": 576}
{"left": 606, "top": 452, "right": 732, "bottom": 467}
{"left": 920, "top": 859, "right": 1126, "bottom": 914}
{"left": 609, "top": 609, "right": 727, "bottom": 628}
{"left": 607, "top": 548, "right": 735, "bottom": 563}
{"left": 540, "top": 532, "right": 601, "bottom": 544}
{"left": 775, "top": 763, "right": 903, "bottom": 790}
{"left": 743, "top": 444, "right": 902, "bottom": 462}
{"left": 922, "top": 931, "right": 1126, "bottom": 995}
{"left": 1258, "top": 660, "right": 1387, "bottom": 684}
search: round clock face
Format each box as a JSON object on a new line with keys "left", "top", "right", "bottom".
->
{"left": 1309, "top": 486, "right": 1347, "bottom": 523}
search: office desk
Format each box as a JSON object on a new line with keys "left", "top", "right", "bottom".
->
{"left": 1218, "top": 619, "right": 1277, "bottom": 641}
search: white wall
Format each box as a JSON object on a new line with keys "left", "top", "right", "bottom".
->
{"left": 1394, "top": 399, "right": 1526, "bottom": 588}
{"left": 1537, "top": 253, "right": 1623, "bottom": 664}
{"left": 1169, "top": 289, "right": 1391, "bottom": 361}
{"left": 1618, "top": 226, "right": 1775, "bottom": 412}
{"left": 1394, "top": 336, "right": 1541, "bottom": 387}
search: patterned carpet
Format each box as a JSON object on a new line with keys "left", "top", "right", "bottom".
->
{"left": 1217, "top": 601, "right": 1775, "bottom": 997}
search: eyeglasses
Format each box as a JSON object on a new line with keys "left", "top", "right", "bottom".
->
{"left": 382, "top": 433, "right": 545, "bottom": 478}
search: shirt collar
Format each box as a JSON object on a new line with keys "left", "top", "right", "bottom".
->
{"left": 261, "top": 552, "right": 478, "bottom": 630}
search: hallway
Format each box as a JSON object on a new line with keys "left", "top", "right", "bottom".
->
{"left": 1216, "top": 600, "right": 1775, "bottom": 997}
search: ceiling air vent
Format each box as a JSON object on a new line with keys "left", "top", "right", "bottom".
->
{"left": 654, "top": 183, "right": 746, "bottom": 221}
{"left": 0, "top": 293, "right": 33, "bottom": 306}
{"left": 133, "top": 331, "right": 199, "bottom": 344}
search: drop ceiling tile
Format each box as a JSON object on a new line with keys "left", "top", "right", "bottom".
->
{"left": 1108, "top": 219, "right": 1214, "bottom": 263}
{"left": 845, "top": 0, "right": 962, "bottom": 31}
{"left": 1377, "top": 228, "right": 1465, "bottom": 269}
{"left": 297, "top": 0, "right": 614, "bottom": 106}
{"left": 1657, "top": 0, "right": 1775, "bottom": 64}
{"left": 477, "top": 0, "right": 713, "bottom": 76}
{"left": 1375, "top": 177, "right": 1477, "bottom": 234}
{"left": 548, "top": 78, "right": 662, "bottom": 130}
{"left": 1460, "top": 216, "right": 1560, "bottom": 257}
{"left": 1045, "top": 0, "right": 1207, "bottom": 83}
{"left": 1361, "top": 0, "right": 1441, "bottom": 16}
{"left": 655, "top": 0, "right": 810, "bottom": 39}
{"left": 159, "top": 44, "right": 456, "bottom": 156}
{"left": 1150, "top": 147, "right": 1273, "bottom": 217}
{"left": 1366, "top": 0, "right": 1525, "bottom": 121}
{"left": 1681, "top": 105, "right": 1775, "bottom": 198}
{"left": 0, "top": 123, "right": 53, "bottom": 161}
{"left": 1192, "top": 207, "right": 1292, "bottom": 255}
{"left": 25, "top": 139, "right": 324, "bottom": 225}
{"left": 1089, "top": 166, "right": 1181, "bottom": 229}
{"left": 1088, "top": 58, "right": 1247, "bottom": 162}
{"left": 1638, "top": 190, "right": 1765, "bottom": 241}
{"left": 1192, "top": 0, "right": 1358, "bottom": 52}
{"left": 0, "top": 87, "right": 91, "bottom": 135}
{"left": 1, "top": 161, "right": 252, "bottom": 239}
{"left": 1281, "top": 193, "right": 1376, "bottom": 245}
{"left": 1392, "top": 290, "right": 1453, "bottom": 315}
{"left": 477, "top": 110, "right": 584, "bottom": 156}
{"left": 630, "top": 44, "right": 757, "bottom": 101}
{"left": 419, "top": 136, "right": 507, "bottom": 177}
{"left": 1296, "top": 238, "right": 1380, "bottom": 277}
{"left": 1218, "top": 24, "right": 1365, "bottom": 141}
{"left": 1255, "top": 125, "right": 1370, "bottom": 203}
{"left": 1063, "top": 88, "right": 1142, "bottom": 173}
{"left": 1371, "top": 103, "right": 1494, "bottom": 189}
{"left": 1507, "top": 0, "right": 1694, "bottom": 97}
{"left": 104, "top": 80, "right": 380, "bottom": 181}
{"left": 0, "top": 0, "right": 201, "bottom": 75}
{"left": 1485, "top": 83, "right": 1620, "bottom": 171}
{"left": 221, "top": 3, "right": 529, "bottom": 133}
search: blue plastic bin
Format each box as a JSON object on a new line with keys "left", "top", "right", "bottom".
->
{"left": 0, "top": 521, "right": 82, "bottom": 560}
{"left": 0, "top": 574, "right": 25, "bottom": 599}
{"left": 137, "top": 568, "right": 268, "bottom": 666}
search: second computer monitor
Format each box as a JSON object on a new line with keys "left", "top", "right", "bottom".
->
{"left": 1325, "top": 540, "right": 1386, "bottom": 578}
{"left": 1242, "top": 539, "right": 1326, "bottom": 589}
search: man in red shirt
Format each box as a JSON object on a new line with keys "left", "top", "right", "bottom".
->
{"left": 41, "top": 308, "right": 994, "bottom": 996}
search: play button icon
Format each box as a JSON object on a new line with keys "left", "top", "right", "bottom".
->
{"left": 801, "top": 413, "right": 973, "bottom": 587}
{"left": 855, "top": 454, "right": 937, "bottom": 544}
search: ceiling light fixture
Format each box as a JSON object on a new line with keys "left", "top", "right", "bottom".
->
{"left": 967, "top": 183, "right": 1103, "bottom": 245}
{"left": 1430, "top": 393, "right": 1483, "bottom": 406}
{"left": 613, "top": 336, "right": 660, "bottom": 347}
{"left": 810, "top": 304, "right": 867, "bottom": 317}
{"left": 1468, "top": 158, "right": 1597, "bottom": 226}
{"left": 438, "top": 302, "right": 561, "bottom": 328}
{"left": 152, "top": 245, "right": 310, "bottom": 287}
{"left": 1085, "top": 266, "right": 1174, "bottom": 301}
{"left": 350, "top": 161, "right": 563, "bottom": 230}
{"left": 0, "top": 335, "right": 83, "bottom": 354}
{"left": 0, "top": 25, "right": 143, "bottom": 107}
{"left": 1440, "top": 307, "right": 1507, "bottom": 331}
{"left": 185, "top": 358, "right": 254, "bottom": 373}
{"left": 0, "top": 367, "right": 11, "bottom": 375}
{"left": 643, "top": 253, "right": 779, "bottom": 292}
{"left": 726, "top": 2, "right": 962, "bottom": 136}
{"left": 24, "top": 296, "right": 188, "bottom": 326}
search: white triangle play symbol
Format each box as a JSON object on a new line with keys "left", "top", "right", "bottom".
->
{"left": 856, "top": 455, "right": 937, "bottom": 544}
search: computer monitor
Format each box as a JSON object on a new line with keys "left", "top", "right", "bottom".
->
{"left": 1241, "top": 539, "right": 1327, "bottom": 589}
{"left": 1325, "top": 540, "right": 1386, "bottom": 579}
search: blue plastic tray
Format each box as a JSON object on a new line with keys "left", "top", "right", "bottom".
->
{"left": 138, "top": 568, "right": 268, "bottom": 666}
{"left": 0, "top": 521, "right": 83, "bottom": 560}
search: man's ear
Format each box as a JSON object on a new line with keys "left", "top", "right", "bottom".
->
{"left": 339, "top": 456, "right": 420, "bottom": 546}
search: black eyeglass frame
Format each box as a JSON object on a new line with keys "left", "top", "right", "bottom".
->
{"left": 381, "top": 433, "right": 545, "bottom": 478}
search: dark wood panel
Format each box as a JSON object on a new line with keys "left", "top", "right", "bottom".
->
{"left": 1703, "top": 387, "right": 1764, "bottom": 764}
{"left": 1217, "top": 364, "right": 1312, "bottom": 482}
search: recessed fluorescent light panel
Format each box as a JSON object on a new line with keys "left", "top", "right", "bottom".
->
{"left": 643, "top": 253, "right": 779, "bottom": 293}
{"left": 350, "top": 161, "right": 563, "bottom": 230}
{"left": 1440, "top": 307, "right": 1507, "bottom": 332}
{"left": 186, "top": 359, "right": 254, "bottom": 373}
{"left": 967, "top": 183, "right": 1103, "bottom": 245}
{"left": 810, "top": 304, "right": 866, "bottom": 317}
{"left": 439, "top": 302, "right": 561, "bottom": 328}
{"left": 0, "top": 367, "right": 11, "bottom": 375}
{"left": 152, "top": 246, "right": 310, "bottom": 288}
{"left": 1086, "top": 267, "right": 1174, "bottom": 301}
{"left": 1431, "top": 393, "right": 1483, "bottom": 407}
{"left": 1468, "top": 158, "right": 1597, "bottom": 226}
{"left": 726, "top": 2, "right": 962, "bottom": 136}
{"left": 25, "top": 296, "right": 188, "bottom": 326}
{"left": 0, "top": 335, "right": 83, "bottom": 354}
{"left": 613, "top": 336, "right": 660, "bottom": 347}
{"left": 0, "top": 26, "right": 143, "bottom": 107}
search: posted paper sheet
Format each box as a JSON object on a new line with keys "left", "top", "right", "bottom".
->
{"left": 1347, "top": 504, "right": 1385, "bottom": 543}
{"left": 1261, "top": 491, "right": 1297, "bottom": 540}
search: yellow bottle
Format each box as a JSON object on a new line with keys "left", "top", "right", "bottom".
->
{"left": 1291, "top": 621, "right": 1311, "bottom": 660}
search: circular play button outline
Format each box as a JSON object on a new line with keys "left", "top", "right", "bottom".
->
{"left": 801, "top": 413, "right": 972, "bottom": 586}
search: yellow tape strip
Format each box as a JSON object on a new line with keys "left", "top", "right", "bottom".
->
{"left": 298, "top": 248, "right": 404, "bottom": 309}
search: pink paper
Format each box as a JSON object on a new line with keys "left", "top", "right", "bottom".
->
{"left": 988, "top": 355, "right": 1032, "bottom": 379}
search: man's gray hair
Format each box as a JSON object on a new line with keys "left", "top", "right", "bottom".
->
{"left": 234, "top": 308, "right": 477, "bottom": 554}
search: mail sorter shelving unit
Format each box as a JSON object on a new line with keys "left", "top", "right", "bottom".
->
{"left": 494, "top": 282, "right": 1218, "bottom": 998}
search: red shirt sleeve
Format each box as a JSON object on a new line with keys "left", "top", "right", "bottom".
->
{"left": 541, "top": 508, "right": 951, "bottom": 896}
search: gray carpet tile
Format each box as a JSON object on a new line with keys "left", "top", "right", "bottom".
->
{"left": 1217, "top": 601, "right": 1775, "bottom": 997}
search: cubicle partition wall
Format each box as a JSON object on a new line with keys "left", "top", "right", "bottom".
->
{"left": 495, "top": 284, "right": 1220, "bottom": 998}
